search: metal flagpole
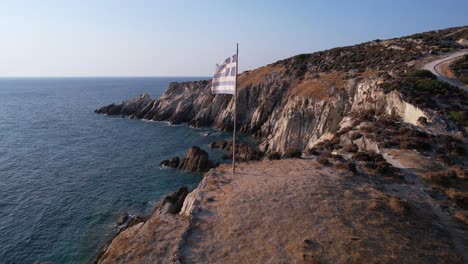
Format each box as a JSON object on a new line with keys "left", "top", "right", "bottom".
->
{"left": 232, "top": 43, "right": 238, "bottom": 175}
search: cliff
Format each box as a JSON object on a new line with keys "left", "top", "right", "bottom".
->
{"left": 96, "top": 26, "right": 467, "bottom": 153}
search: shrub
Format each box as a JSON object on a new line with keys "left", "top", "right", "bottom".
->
{"left": 318, "top": 156, "right": 330, "bottom": 166}
{"left": 450, "top": 54, "right": 468, "bottom": 85}
{"left": 330, "top": 136, "right": 341, "bottom": 146}
{"left": 266, "top": 152, "right": 281, "bottom": 160}
{"left": 352, "top": 151, "right": 385, "bottom": 162}
{"left": 282, "top": 148, "right": 302, "bottom": 159}
{"left": 386, "top": 70, "right": 468, "bottom": 124}
{"left": 368, "top": 200, "right": 383, "bottom": 211}
{"left": 350, "top": 132, "right": 363, "bottom": 140}
{"left": 331, "top": 154, "right": 344, "bottom": 162}
{"left": 446, "top": 111, "right": 468, "bottom": 126}
{"left": 424, "top": 170, "right": 457, "bottom": 187}
{"left": 446, "top": 189, "right": 468, "bottom": 209}
{"left": 451, "top": 166, "right": 468, "bottom": 180}
{"left": 399, "top": 137, "right": 432, "bottom": 151}
{"left": 436, "top": 135, "right": 467, "bottom": 164}
{"left": 389, "top": 196, "right": 410, "bottom": 216}
{"left": 405, "top": 69, "right": 437, "bottom": 80}
{"left": 382, "top": 139, "right": 399, "bottom": 148}
{"left": 375, "top": 161, "right": 395, "bottom": 175}
{"left": 455, "top": 211, "right": 468, "bottom": 225}
{"left": 335, "top": 161, "right": 357, "bottom": 173}
{"left": 414, "top": 79, "right": 451, "bottom": 93}
{"left": 336, "top": 127, "right": 352, "bottom": 136}
{"left": 306, "top": 147, "right": 320, "bottom": 156}
{"left": 417, "top": 116, "right": 428, "bottom": 125}
{"left": 353, "top": 151, "right": 373, "bottom": 162}
{"left": 343, "top": 144, "right": 359, "bottom": 153}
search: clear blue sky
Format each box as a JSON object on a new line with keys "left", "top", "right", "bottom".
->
{"left": 0, "top": 0, "right": 467, "bottom": 77}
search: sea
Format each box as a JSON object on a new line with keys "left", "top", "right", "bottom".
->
{"left": 0, "top": 77, "right": 234, "bottom": 264}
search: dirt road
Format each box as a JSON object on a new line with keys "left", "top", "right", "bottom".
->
{"left": 422, "top": 50, "right": 468, "bottom": 92}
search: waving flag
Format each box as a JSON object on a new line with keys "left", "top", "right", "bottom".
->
{"left": 212, "top": 53, "right": 238, "bottom": 95}
{"left": 212, "top": 45, "right": 239, "bottom": 175}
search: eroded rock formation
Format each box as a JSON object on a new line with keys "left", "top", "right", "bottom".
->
{"left": 160, "top": 146, "right": 214, "bottom": 172}
{"left": 178, "top": 146, "right": 213, "bottom": 172}
{"left": 96, "top": 77, "right": 461, "bottom": 153}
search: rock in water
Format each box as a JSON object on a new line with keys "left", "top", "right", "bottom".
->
{"left": 169, "top": 157, "right": 180, "bottom": 168}
{"left": 159, "top": 156, "right": 180, "bottom": 168}
{"left": 178, "top": 146, "right": 213, "bottom": 172}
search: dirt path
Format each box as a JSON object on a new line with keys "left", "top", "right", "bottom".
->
{"left": 422, "top": 50, "right": 468, "bottom": 92}
{"left": 179, "top": 159, "right": 464, "bottom": 263}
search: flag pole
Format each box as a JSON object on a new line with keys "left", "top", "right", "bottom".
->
{"left": 232, "top": 43, "right": 238, "bottom": 175}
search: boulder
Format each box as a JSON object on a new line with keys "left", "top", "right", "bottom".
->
{"left": 178, "top": 146, "right": 213, "bottom": 172}
{"left": 160, "top": 157, "right": 180, "bottom": 168}
{"left": 161, "top": 187, "right": 190, "bottom": 214}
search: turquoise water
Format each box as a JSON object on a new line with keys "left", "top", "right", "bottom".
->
{"left": 0, "top": 77, "right": 230, "bottom": 263}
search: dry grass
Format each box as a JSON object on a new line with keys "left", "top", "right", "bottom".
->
{"left": 361, "top": 69, "right": 380, "bottom": 79}
{"left": 180, "top": 160, "right": 463, "bottom": 264}
{"left": 438, "top": 60, "right": 457, "bottom": 78}
{"left": 237, "top": 64, "right": 285, "bottom": 89}
{"left": 454, "top": 210, "right": 468, "bottom": 225}
{"left": 290, "top": 71, "right": 345, "bottom": 99}
{"left": 446, "top": 188, "right": 468, "bottom": 209}
{"left": 422, "top": 170, "right": 456, "bottom": 187}
{"left": 451, "top": 166, "right": 468, "bottom": 180}
{"left": 368, "top": 200, "right": 384, "bottom": 211}
{"left": 99, "top": 159, "right": 466, "bottom": 263}
{"left": 422, "top": 167, "right": 468, "bottom": 188}
{"left": 389, "top": 196, "right": 410, "bottom": 216}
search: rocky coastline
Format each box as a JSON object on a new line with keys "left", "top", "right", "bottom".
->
{"left": 94, "top": 26, "right": 468, "bottom": 263}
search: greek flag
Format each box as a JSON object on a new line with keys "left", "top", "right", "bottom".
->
{"left": 212, "top": 54, "right": 237, "bottom": 95}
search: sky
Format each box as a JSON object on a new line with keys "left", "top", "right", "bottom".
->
{"left": 0, "top": 0, "right": 467, "bottom": 77}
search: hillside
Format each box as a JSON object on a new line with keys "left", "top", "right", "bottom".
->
{"left": 95, "top": 26, "right": 468, "bottom": 263}
{"left": 97, "top": 26, "right": 468, "bottom": 153}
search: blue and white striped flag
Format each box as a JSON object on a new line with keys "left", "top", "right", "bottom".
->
{"left": 212, "top": 54, "right": 237, "bottom": 95}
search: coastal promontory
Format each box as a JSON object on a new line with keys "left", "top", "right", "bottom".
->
{"left": 96, "top": 26, "right": 468, "bottom": 263}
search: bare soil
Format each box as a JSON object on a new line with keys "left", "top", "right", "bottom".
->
{"left": 180, "top": 159, "right": 464, "bottom": 263}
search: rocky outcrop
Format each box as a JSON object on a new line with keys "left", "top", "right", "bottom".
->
{"left": 178, "top": 146, "right": 213, "bottom": 172}
{"left": 95, "top": 186, "right": 190, "bottom": 264}
{"left": 160, "top": 146, "right": 214, "bottom": 172}
{"left": 95, "top": 93, "right": 152, "bottom": 116}
{"left": 209, "top": 139, "right": 263, "bottom": 161}
{"left": 160, "top": 157, "right": 180, "bottom": 168}
{"left": 161, "top": 187, "right": 189, "bottom": 214}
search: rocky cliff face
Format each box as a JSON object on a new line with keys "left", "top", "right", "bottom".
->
{"left": 96, "top": 76, "right": 461, "bottom": 153}
{"left": 96, "top": 26, "right": 467, "bottom": 153}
